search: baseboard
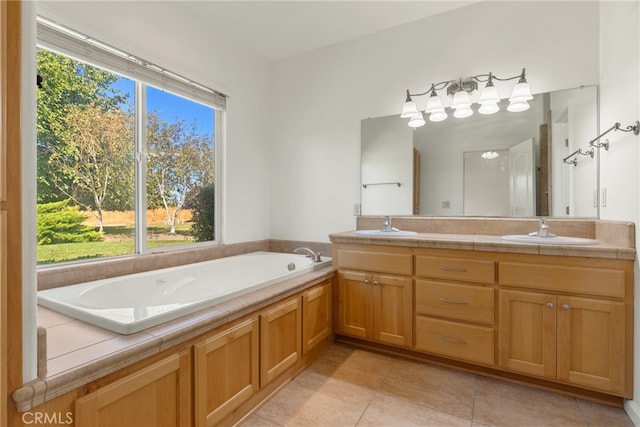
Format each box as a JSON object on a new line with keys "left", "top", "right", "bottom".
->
{"left": 624, "top": 399, "right": 640, "bottom": 426}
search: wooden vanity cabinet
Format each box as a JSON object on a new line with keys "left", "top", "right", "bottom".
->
{"left": 414, "top": 253, "right": 496, "bottom": 366}
{"left": 75, "top": 351, "right": 191, "bottom": 427}
{"left": 260, "top": 297, "right": 302, "bottom": 386}
{"left": 499, "top": 258, "right": 631, "bottom": 396}
{"left": 194, "top": 318, "right": 259, "bottom": 427}
{"left": 335, "top": 246, "right": 413, "bottom": 348}
{"left": 332, "top": 241, "right": 633, "bottom": 400}
{"left": 302, "top": 280, "right": 332, "bottom": 354}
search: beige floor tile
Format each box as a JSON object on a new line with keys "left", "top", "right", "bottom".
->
{"left": 309, "top": 345, "right": 394, "bottom": 390}
{"left": 255, "top": 368, "right": 374, "bottom": 426}
{"left": 379, "top": 357, "right": 476, "bottom": 419}
{"left": 238, "top": 413, "right": 282, "bottom": 427}
{"left": 356, "top": 393, "right": 472, "bottom": 427}
{"left": 246, "top": 344, "right": 634, "bottom": 427}
{"left": 576, "top": 399, "right": 634, "bottom": 427}
{"left": 473, "top": 376, "right": 586, "bottom": 427}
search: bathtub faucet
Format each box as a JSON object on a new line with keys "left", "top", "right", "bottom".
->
{"left": 294, "top": 247, "right": 323, "bottom": 262}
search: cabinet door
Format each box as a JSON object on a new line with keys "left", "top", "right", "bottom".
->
{"left": 337, "top": 271, "right": 372, "bottom": 339}
{"left": 75, "top": 351, "right": 191, "bottom": 427}
{"left": 260, "top": 298, "right": 302, "bottom": 386}
{"left": 557, "top": 296, "right": 626, "bottom": 394}
{"left": 373, "top": 274, "right": 412, "bottom": 347}
{"left": 498, "top": 290, "right": 556, "bottom": 378}
{"left": 302, "top": 281, "right": 332, "bottom": 355}
{"left": 194, "top": 318, "right": 259, "bottom": 427}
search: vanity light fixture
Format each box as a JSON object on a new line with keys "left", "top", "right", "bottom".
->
{"left": 401, "top": 69, "right": 533, "bottom": 127}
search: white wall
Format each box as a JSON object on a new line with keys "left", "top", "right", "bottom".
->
{"left": 36, "top": 1, "right": 272, "bottom": 244}
{"left": 269, "top": 1, "right": 599, "bottom": 242}
{"left": 598, "top": 1, "right": 640, "bottom": 422}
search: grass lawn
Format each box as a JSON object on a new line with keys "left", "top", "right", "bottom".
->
{"left": 37, "top": 223, "right": 196, "bottom": 264}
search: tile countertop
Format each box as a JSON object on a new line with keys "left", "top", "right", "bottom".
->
{"left": 329, "top": 218, "right": 636, "bottom": 260}
{"left": 13, "top": 266, "right": 335, "bottom": 412}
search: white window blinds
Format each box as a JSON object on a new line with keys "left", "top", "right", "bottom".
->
{"left": 36, "top": 16, "right": 227, "bottom": 111}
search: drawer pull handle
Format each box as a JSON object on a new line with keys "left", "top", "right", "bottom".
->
{"left": 439, "top": 266, "right": 467, "bottom": 273}
{"left": 439, "top": 298, "right": 468, "bottom": 305}
{"left": 562, "top": 304, "right": 571, "bottom": 310}
{"left": 374, "top": 280, "right": 380, "bottom": 286}
{"left": 364, "top": 279, "right": 370, "bottom": 285}
{"left": 439, "top": 336, "right": 467, "bottom": 345}
{"left": 546, "top": 302, "right": 554, "bottom": 309}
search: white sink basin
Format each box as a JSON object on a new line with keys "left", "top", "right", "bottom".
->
{"left": 502, "top": 235, "right": 599, "bottom": 245}
{"left": 354, "top": 230, "right": 418, "bottom": 237}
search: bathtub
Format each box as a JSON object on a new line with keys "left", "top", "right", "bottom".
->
{"left": 38, "top": 251, "right": 332, "bottom": 334}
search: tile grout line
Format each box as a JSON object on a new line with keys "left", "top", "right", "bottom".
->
{"left": 470, "top": 374, "right": 478, "bottom": 426}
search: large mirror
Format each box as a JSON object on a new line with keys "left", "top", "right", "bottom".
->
{"left": 361, "top": 86, "right": 599, "bottom": 217}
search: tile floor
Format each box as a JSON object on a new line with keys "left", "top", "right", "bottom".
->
{"left": 239, "top": 343, "right": 634, "bottom": 427}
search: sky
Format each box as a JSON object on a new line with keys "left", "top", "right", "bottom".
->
{"left": 113, "top": 77, "right": 215, "bottom": 138}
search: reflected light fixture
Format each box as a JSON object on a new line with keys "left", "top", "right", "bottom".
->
{"left": 401, "top": 69, "right": 532, "bottom": 127}
{"left": 481, "top": 151, "right": 500, "bottom": 160}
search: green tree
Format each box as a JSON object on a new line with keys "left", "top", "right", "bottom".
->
{"left": 36, "top": 49, "right": 130, "bottom": 205}
{"left": 37, "top": 200, "right": 102, "bottom": 245}
{"left": 48, "top": 104, "right": 134, "bottom": 232}
{"left": 147, "top": 114, "right": 215, "bottom": 233}
{"left": 190, "top": 184, "right": 215, "bottom": 242}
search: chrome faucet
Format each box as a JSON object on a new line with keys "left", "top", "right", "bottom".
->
{"left": 381, "top": 216, "right": 399, "bottom": 232}
{"left": 294, "top": 247, "right": 323, "bottom": 262}
{"left": 529, "top": 218, "right": 556, "bottom": 238}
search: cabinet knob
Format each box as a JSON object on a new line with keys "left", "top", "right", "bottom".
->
{"left": 373, "top": 280, "right": 380, "bottom": 286}
{"left": 546, "top": 302, "right": 554, "bottom": 309}
{"left": 562, "top": 304, "right": 571, "bottom": 310}
{"left": 363, "top": 279, "right": 369, "bottom": 285}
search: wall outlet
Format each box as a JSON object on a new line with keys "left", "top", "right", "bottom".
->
{"left": 353, "top": 203, "right": 361, "bottom": 216}
{"left": 442, "top": 201, "right": 450, "bottom": 209}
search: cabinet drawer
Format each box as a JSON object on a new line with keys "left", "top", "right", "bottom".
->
{"left": 415, "top": 316, "right": 494, "bottom": 366}
{"left": 415, "top": 280, "right": 494, "bottom": 324}
{"left": 499, "top": 262, "right": 625, "bottom": 298}
{"left": 337, "top": 249, "right": 412, "bottom": 275}
{"left": 416, "top": 255, "right": 494, "bottom": 284}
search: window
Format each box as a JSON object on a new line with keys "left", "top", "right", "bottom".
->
{"left": 36, "top": 18, "right": 224, "bottom": 265}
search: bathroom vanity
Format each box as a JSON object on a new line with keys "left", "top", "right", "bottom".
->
{"left": 330, "top": 217, "right": 635, "bottom": 404}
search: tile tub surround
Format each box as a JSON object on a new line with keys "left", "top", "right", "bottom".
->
{"left": 15, "top": 266, "right": 335, "bottom": 411}
{"left": 345, "top": 217, "right": 636, "bottom": 259}
{"left": 37, "top": 239, "right": 331, "bottom": 291}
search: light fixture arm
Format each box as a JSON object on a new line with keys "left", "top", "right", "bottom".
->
{"left": 405, "top": 69, "right": 528, "bottom": 99}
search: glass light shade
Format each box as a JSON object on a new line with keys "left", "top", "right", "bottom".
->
{"left": 425, "top": 94, "right": 444, "bottom": 113}
{"left": 509, "top": 81, "right": 533, "bottom": 101}
{"left": 507, "top": 100, "right": 530, "bottom": 112}
{"left": 400, "top": 100, "right": 419, "bottom": 118}
{"left": 451, "top": 90, "right": 471, "bottom": 109}
{"left": 478, "top": 85, "right": 500, "bottom": 104}
{"left": 453, "top": 105, "right": 473, "bottom": 118}
{"left": 479, "top": 102, "right": 499, "bottom": 115}
{"left": 408, "top": 112, "right": 426, "bottom": 128}
{"left": 429, "top": 110, "right": 448, "bottom": 122}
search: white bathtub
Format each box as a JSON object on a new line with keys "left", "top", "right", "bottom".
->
{"left": 38, "top": 251, "right": 332, "bottom": 334}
